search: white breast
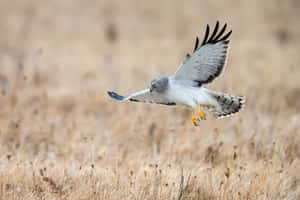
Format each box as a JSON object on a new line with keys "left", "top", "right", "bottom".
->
{"left": 167, "top": 80, "right": 216, "bottom": 109}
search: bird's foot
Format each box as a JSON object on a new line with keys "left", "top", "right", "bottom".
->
{"left": 192, "top": 116, "right": 200, "bottom": 126}
{"left": 192, "top": 111, "right": 200, "bottom": 126}
{"left": 198, "top": 104, "right": 206, "bottom": 120}
{"left": 198, "top": 111, "right": 206, "bottom": 120}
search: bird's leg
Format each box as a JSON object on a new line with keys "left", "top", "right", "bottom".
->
{"left": 192, "top": 110, "right": 199, "bottom": 126}
{"left": 198, "top": 104, "right": 206, "bottom": 120}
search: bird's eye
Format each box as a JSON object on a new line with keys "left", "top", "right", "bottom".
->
{"left": 152, "top": 83, "right": 157, "bottom": 88}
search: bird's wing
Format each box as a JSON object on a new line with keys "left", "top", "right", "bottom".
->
{"left": 171, "top": 21, "right": 232, "bottom": 87}
{"left": 107, "top": 89, "right": 176, "bottom": 106}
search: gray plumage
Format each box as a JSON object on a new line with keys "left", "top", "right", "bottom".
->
{"left": 173, "top": 41, "right": 228, "bottom": 86}
{"left": 150, "top": 77, "right": 169, "bottom": 93}
{"left": 108, "top": 21, "right": 245, "bottom": 121}
{"left": 204, "top": 91, "right": 245, "bottom": 118}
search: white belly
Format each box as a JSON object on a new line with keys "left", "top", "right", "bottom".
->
{"left": 167, "top": 82, "right": 217, "bottom": 109}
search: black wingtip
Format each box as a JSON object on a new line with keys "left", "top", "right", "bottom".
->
{"left": 214, "top": 23, "right": 227, "bottom": 41}
{"left": 200, "top": 21, "right": 232, "bottom": 46}
{"left": 185, "top": 21, "right": 232, "bottom": 59}
{"left": 219, "top": 30, "right": 232, "bottom": 41}
{"left": 208, "top": 21, "right": 219, "bottom": 43}
{"left": 201, "top": 24, "right": 210, "bottom": 46}
{"left": 193, "top": 37, "right": 199, "bottom": 52}
{"left": 107, "top": 91, "right": 126, "bottom": 101}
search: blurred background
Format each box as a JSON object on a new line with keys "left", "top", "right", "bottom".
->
{"left": 0, "top": 0, "right": 300, "bottom": 199}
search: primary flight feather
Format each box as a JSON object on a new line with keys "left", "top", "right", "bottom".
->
{"left": 108, "top": 21, "right": 245, "bottom": 126}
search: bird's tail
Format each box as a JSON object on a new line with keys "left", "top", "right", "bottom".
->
{"left": 205, "top": 90, "right": 245, "bottom": 118}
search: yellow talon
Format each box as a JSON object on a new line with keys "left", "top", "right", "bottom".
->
{"left": 192, "top": 110, "right": 199, "bottom": 126}
{"left": 198, "top": 104, "right": 206, "bottom": 120}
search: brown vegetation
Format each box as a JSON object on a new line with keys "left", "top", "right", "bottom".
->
{"left": 0, "top": 0, "right": 300, "bottom": 199}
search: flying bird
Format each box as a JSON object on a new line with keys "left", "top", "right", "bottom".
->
{"left": 108, "top": 21, "right": 245, "bottom": 126}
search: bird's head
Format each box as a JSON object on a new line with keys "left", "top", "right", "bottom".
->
{"left": 150, "top": 77, "right": 169, "bottom": 93}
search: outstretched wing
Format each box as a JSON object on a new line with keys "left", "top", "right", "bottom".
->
{"left": 107, "top": 89, "right": 176, "bottom": 106}
{"left": 172, "top": 21, "right": 232, "bottom": 86}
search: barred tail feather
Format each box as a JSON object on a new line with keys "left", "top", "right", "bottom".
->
{"left": 207, "top": 91, "right": 245, "bottom": 118}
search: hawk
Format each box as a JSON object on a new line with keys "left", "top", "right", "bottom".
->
{"left": 108, "top": 21, "right": 245, "bottom": 126}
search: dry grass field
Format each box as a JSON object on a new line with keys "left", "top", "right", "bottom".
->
{"left": 0, "top": 0, "right": 300, "bottom": 199}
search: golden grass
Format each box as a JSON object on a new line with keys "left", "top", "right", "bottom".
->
{"left": 0, "top": 0, "right": 300, "bottom": 199}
